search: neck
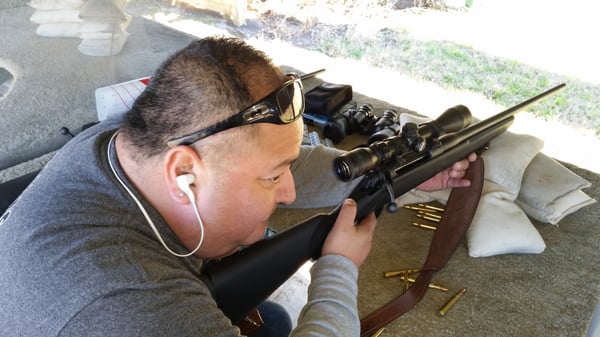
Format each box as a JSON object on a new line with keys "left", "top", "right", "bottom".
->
{"left": 114, "top": 134, "right": 164, "bottom": 202}
{"left": 114, "top": 134, "right": 185, "bottom": 231}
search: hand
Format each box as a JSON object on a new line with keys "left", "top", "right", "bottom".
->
{"left": 417, "top": 152, "right": 478, "bottom": 191}
{"left": 322, "top": 199, "right": 377, "bottom": 268}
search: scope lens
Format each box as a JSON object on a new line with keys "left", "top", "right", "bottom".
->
{"left": 334, "top": 158, "right": 356, "bottom": 181}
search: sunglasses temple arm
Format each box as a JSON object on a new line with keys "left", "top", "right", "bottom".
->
{"left": 300, "top": 68, "right": 326, "bottom": 81}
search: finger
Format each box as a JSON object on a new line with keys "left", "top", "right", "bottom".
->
{"left": 340, "top": 200, "right": 377, "bottom": 230}
{"left": 338, "top": 199, "right": 358, "bottom": 227}
{"left": 357, "top": 212, "right": 377, "bottom": 233}
{"left": 448, "top": 168, "right": 466, "bottom": 179}
{"left": 451, "top": 152, "right": 477, "bottom": 170}
{"left": 447, "top": 177, "right": 472, "bottom": 188}
{"left": 468, "top": 152, "right": 478, "bottom": 162}
{"left": 451, "top": 158, "right": 470, "bottom": 171}
{"left": 444, "top": 178, "right": 469, "bottom": 188}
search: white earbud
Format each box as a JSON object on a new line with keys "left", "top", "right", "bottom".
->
{"left": 174, "top": 173, "right": 205, "bottom": 256}
{"left": 176, "top": 173, "right": 196, "bottom": 201}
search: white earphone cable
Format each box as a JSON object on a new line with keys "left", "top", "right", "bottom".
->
{"left": 107, "top": 132, "right": 204, "bottom": 257}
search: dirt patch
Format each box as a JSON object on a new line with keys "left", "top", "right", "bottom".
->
{"left": 146, "top": 1, "right": 467, "bottom": 52}
{"left": 235, "top": 1, "right": 467, "bottom": 50}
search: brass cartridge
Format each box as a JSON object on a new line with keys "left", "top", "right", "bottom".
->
{"left": 370, "top": 327, "right": 385, "bottom": 337}
{"left": 418, "top": 203, "right": 444, "bottom": 212}
{"left": 416, "top": 214, "right": 441, "bottom": 223}
{"left": 412, "top": 222, "right": 437, "bottom": 231}
{"left": 438, "top": 288, "right": 467, "bottom": 317}
{"left": 397, "top": 276, "right": 448, "bottom": 292}
{"left": 418, "top": 211, "right": 442, "bottom": 219}
{"left": 383, "top": 268, "right": 421, "bottom": 278}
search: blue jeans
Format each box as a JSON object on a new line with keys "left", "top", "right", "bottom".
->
{"left": 247, "top": 301, "right": 292, "bottom": 337}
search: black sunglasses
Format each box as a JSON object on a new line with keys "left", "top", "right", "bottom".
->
{"left": 166, "top": 74, "right": 305, "bottom": 148}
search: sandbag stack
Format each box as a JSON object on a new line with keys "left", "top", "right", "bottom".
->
{"left": 77, "top": 0, "right": 130, "bottom": 56}
{"left": 29, "top": 0, "right": 85, "bottom": 37}
{"left": 28, "top": 0, "right": 131, "bottom": 56}
{"left": 394, "top": 113, "right": 597, "bottom": 258}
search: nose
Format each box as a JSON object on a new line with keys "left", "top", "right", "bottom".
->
{"left": 275, "top": 169, "right": 296, "bottom": 205}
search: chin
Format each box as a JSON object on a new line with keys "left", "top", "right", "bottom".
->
{"left": 241, "top": 225, "right": 268, "bottom": 247}
{"left": 240, "top": 236, "right": 261, "bottom": 247}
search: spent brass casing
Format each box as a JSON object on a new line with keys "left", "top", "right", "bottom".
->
{"left": 416, "top": 214, "right": 441, "bottom": 223}
{"left": 403, "top": 205, "right": 431, "bottom": 212}
{"left": 398, "top": 276, "right": 449, "bottom": 292}
{"left": 418, "top": 203, "right": 445, "bottom": 212}
{"left": 438, "top": 288, "right": 467, "bottom": 317}
{"left": 370, "top": 327, "right": 386, "bottom": 337}
{"left": 402, "top": 271, "right": 409, "bottom": 291}
{"left": 383, "top": 268, "right": 421, "bottom": 278}
{"left": 418, "top": 211, "right": 442, "bottom": 219}
{"left": 412, "top": 222, "right": 437, "bottom": 231}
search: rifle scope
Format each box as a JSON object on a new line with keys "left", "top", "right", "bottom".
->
{"left": 333, "top": 105, "right": 472, "bottom": 181}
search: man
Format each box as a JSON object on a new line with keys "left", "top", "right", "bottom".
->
{"left": 0, "top": 37, "right": 475, "bottom": 336}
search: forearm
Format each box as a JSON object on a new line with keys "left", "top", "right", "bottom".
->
{"left": 291, "top": 254, "right": 360, "bottom": 337}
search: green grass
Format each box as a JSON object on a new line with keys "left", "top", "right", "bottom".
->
{"left": 309, "top": 27, "right": 600, "bottom": 136}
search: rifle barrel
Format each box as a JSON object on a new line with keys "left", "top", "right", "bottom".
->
{"left": 476, "top": 83, "right": 566, "bottom": 133}
{"left": 300, "top": 68, "right": 326, "bottom": 81}
{"left": 429, "top": 83, "right": 566, "bottom": 157}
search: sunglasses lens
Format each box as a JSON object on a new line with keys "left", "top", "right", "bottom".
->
{"left": 277, "top": 81, "right": 304, "bottom": 122}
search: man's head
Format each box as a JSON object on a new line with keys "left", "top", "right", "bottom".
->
{"left": 122, "top": 37, "right": 288, "bottom": 158}
{"left": 118, "top": 37, "right": 306, "bottom": 258}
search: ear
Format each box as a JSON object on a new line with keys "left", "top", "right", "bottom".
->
{"left": 164, "top": 146, "right": 204, "bottom": 204}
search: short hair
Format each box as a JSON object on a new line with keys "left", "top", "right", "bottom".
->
{"left": 120, "top": 37, "right": 285, "bottom": 159}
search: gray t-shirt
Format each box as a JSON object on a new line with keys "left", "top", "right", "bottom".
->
{"left": 0, "top": 119, "right": 361, "bottom": 336}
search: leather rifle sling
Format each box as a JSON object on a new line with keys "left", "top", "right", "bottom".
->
{"left": 360, "top": 157, "right": 484, "bottom": 337}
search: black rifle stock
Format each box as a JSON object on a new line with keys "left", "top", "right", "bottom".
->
{"left": 200, "top": 83, "right": 566, "bottom": 325}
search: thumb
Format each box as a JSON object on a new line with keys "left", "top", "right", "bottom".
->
{"left": 338, "top": 199, "right": 358, "bottom": 225}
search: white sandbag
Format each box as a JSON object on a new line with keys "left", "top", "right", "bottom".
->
{"left": 77, "top": 32, "right": 129, "bottom": 56}
{"left": 78, "top": 0, "right": 128, "bottom": 23}
{"left": 467, "top": 181, "right": 546, "bottom": 257}
{"left": 78, "top": 14, "right": 131, "bottom": 39}
{"left": 516, "top": 152, "right": 597, "bottom": 225}
{"left": 30, "top": 9, "right": 82, "bottom": 24}
{"left": 28, "top": 0, "right": 84, "bottom": 10}
{"left": 36, "top": 22, "right": 81, "bottom": 37}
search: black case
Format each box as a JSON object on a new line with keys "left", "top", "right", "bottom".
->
{"left": 304, "top": 82, "right": 353, "bottom": 116}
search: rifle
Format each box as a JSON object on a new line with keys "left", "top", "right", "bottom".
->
{"left": 199, "top": 83, "right": 566, "bottom": 326}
